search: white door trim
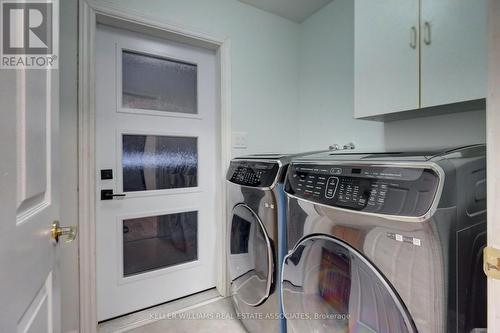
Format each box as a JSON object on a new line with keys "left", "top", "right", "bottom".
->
{"left": 487, "top": 0, "right": 500, "bottom": 330}
{"left": 78, "top": 1, "right": 231, "bottom": 332}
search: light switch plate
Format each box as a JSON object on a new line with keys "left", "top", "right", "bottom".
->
{"left": 232, "top": 132, "right": 248, "bottom": 149}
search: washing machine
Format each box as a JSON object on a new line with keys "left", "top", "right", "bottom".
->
{"left": 227, "top": 153, "right": 318, "bottom": 333}
{"left": 281, "top": 145, "right": 487, "bottom": 333}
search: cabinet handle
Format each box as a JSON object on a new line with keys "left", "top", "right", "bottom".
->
{"left": 424, "top": 21, "right": 431, "bottom": 45}
{"left": 410, "top": 26, "right": 417, "bottom": 49}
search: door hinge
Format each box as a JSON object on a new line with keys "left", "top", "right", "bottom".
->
{"left": 484, "top": 246, "right": 500, "bottom": 280}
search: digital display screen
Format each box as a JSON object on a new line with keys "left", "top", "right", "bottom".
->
{"left": 227, "top": 161, "right": 280, "bottom": 187}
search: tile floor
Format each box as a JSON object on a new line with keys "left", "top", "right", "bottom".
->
{"left": 98, "top": 289, "right": 246, "bottom": 333}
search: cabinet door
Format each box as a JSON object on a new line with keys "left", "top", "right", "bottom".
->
{"left": 421, "top": 0, "right": 487, "bottom": 108}
{"left": 354, "top": 0, "right": 420, "bottom": 118}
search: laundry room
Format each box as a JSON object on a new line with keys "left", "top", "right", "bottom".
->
{"left": 0, "top": 0, "right": 498, "bottom": 333}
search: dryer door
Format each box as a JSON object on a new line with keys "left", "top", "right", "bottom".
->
{"left": 229, "top": 204, "right": 273, "bottom": 306}
{"left": 281, "top": 235, "right": 417, "bottom": 333}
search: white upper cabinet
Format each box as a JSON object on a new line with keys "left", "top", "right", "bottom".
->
{"left": 420, "top": 0, "right": 487, "bottom": 108}
{"left": 355, "top": 0, "right": 487, "bottom": 119}
{"left": 354, "top": 0, "right": 420, "bottom": 118}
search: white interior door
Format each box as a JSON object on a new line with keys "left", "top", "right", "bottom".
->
{"left": 95, "top": 24, "right": 218, "bottom": 321}
{"left": 0, "top": 67, "right": 61, "bottom": 330}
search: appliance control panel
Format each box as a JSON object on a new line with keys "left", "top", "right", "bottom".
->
{"left": 285, "top": 164, "right": 440, "bottom": 217}
{"left": 227, "top": 160, "right": 280, "bottom": 187}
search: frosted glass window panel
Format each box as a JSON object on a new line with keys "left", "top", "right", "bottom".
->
{"left": 122, "top": 134, "right": 198, "bottom": 192}
{"left": 123, "top": 211, "right": 198, "bottom": 277}
{"left": 122, "top": 50, "right": 198, "bottom": 114}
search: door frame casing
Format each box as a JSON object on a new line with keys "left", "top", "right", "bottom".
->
{"left": 78, "top": 1, "right": 232, "bottom": 332}
{"left": 487, "top": 0, "right": 500, "bottom": 330}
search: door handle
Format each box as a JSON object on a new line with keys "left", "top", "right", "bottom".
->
{"left": 101, "top": 189, "right": 126, "bottom": 200}
{"left": 51, "top": 220, "right": 77, "bottom": 243}
{"left": 410, "top": 26, "right": 417, "bottom": 49}
{"left": 423, "top": 21, "right": 431, "bottom": 45}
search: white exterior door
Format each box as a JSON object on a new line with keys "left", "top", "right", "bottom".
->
{"left": 95, "top": 24, "right": 218, "bottom": 321}
{"left": 0, "top": 68, "right": 61, "bottom": 329}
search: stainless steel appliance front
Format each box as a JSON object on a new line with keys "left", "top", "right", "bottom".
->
{"left": 226, "top": 158, "right": 284, "bottom": 333}
{"left": 281, "top": 146, "right": 487, "bottom": 333}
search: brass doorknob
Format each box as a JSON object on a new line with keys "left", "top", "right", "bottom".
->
{"left": 484, "top": 246, "right": 500, "bottom": 280}
{"left": 51, "top": 220, "right": 77, "bottom": 243}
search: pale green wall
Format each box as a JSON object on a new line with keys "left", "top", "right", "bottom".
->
{"left": 383, "top": 109, "right": 486, "bottom": 150}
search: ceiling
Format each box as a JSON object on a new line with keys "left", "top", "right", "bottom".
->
{"left": 238, "top": 0, "right": 334, "bottom": 23}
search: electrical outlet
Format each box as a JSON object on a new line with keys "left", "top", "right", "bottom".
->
{"left": 232, "top": 132, "right": 248, "bottom": 149}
